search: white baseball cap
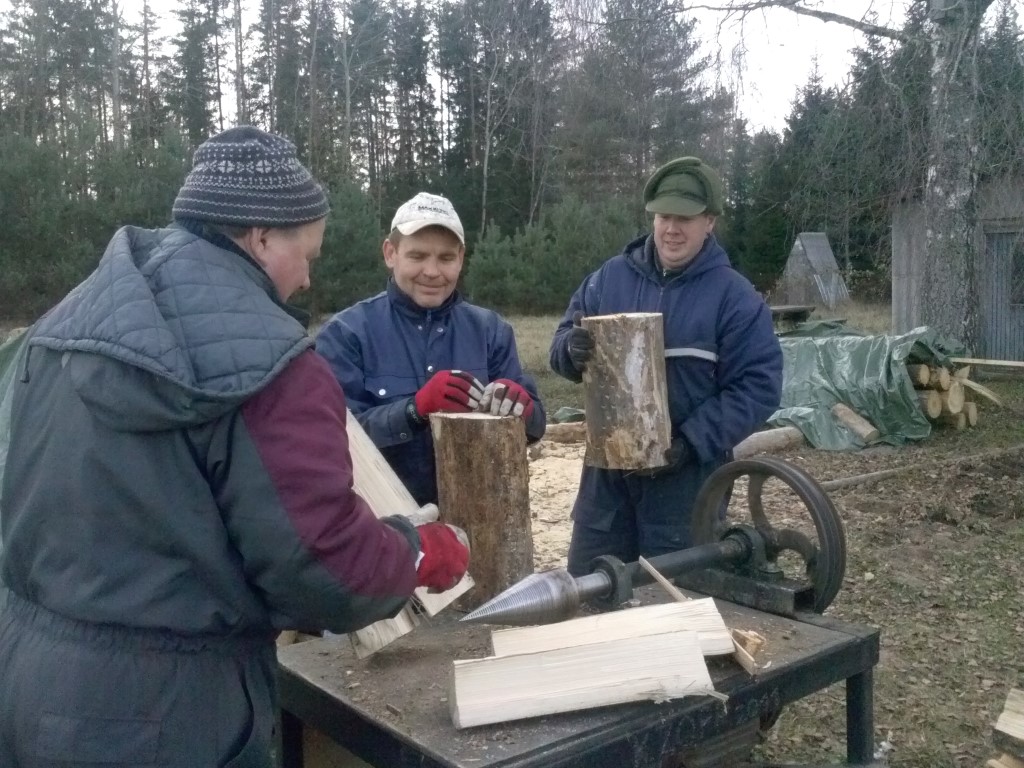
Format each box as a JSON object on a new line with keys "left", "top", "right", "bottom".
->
{"left": 391, "top": 192, "right": 465, "bottom": 244}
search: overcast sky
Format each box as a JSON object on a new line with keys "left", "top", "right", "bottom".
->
{"left": 3, "top": 0, "right": 915, "bottom": 132}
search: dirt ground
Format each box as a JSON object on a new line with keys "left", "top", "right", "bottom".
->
{"left": 526, "top": 414, "right": 1024, "bottom": 767}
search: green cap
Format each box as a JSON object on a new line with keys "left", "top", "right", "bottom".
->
{"left": 643, "top": 156, "right": 724, "bottom": 217}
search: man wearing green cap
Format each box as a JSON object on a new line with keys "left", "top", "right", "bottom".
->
{"left": 549, "top": 156, "right": 783, "bottom": 575}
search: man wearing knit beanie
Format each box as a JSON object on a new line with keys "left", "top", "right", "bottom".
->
{"left": 0, "top": 127, "right": 469, "bottom": 767}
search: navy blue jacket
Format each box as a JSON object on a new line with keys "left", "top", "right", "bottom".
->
{"left": 317, "top": 281, "right": 546, "bottom": 505}
{"left": 550, "top": 234, "right": 782, "bottom": 550}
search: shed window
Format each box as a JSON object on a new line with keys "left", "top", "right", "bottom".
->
{"left": 1014, "top": 236, "right": 1024, "bottom": 306}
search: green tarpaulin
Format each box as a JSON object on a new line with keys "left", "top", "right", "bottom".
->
{"left": 769, "top": 323, "right": 968, "bottom": 450}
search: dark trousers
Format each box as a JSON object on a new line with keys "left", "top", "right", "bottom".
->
{"left": 0, "top": 592, "right": 277, "bottom": 768}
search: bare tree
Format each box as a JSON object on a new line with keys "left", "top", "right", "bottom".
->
{"left": 690, "top": 0, "right": 996, "bottom": 349}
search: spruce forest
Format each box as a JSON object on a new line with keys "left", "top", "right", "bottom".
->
{"left": 0, "top": 0, "right": 1021, "bottom": 324}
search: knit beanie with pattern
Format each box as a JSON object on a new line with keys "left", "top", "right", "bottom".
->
{"left": 172, "top": 126, "right": 329, "bottom": 227}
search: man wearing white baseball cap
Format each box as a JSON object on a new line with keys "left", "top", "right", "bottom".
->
{"left": 317, "top": 192, "right": 546, "bottom": 505}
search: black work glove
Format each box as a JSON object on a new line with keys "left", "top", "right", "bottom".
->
{"left": 567, "top": 311, "right": 595, "bottom": 372}
{"left": 636, "top": 436, "right": 694, "bottom": 478}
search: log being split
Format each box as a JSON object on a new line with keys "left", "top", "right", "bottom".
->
{"left": 581, "top": 313, "right": 671, "bottom": 470}
{"left": 346, "top": 412, "right": 474, "bottom": 658}
{"left": 431, "top": 413, "right": 533, "bottom": 611}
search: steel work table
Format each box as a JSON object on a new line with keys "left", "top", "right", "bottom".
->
{"left": 277, "top": 593, "right": 879, "bottom": 768}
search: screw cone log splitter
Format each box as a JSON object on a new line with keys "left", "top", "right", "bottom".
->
{"left": 463, "top": 457, "right": 847, "bottom": 626}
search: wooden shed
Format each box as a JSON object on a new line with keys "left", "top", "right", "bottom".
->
{"left": 774, "top": 232, "right": 851, "bottom": 310}
{"left": 892, "top": 176, "right": 1024, "bottom": 360}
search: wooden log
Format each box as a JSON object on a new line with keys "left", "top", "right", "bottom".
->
{"left": 541, "top": 421, "right": 587, "bottom": 443}
{"left": 906, "top": 363, "right": 931, "bottom": 387}
{"left": 964, "top": 400, "right": 979, "bottom": 426}
{"left": 449, "top": 631, "right": 715, "bottom": 729}
{"left": 988, "top": 755, "right": 1024, "bottom": 768}
{"left": 931, "top": 365, "right": 952, "bottom": 391}
{"left": 953, "top": 365, "right": 972, "bottom": 380}
{"left": 831, "top": 403, "right": 880, "bottom": 443}
{"left": 733, "top": 426, "right": 804, "bottom": 458}
{"left": 489, "top": 599, "right": 734, "bottom": 658}
{"left": 917, "top": 390, "right": 942, "bottom": 419}
{"left": 962, "top": 377, "right": 1004, "bottom": 407}
{"left": 431, "top": 413, "right": 532, "bottom": 611}
{"left": 995, "top": 689, "right": 1024, "bottom": 759}
{"left": 950, "top": 356, "right": 1024, "bottom": 369}
{"left": 580, "top": 312, "right": 671, "bottom": 470}
{"left": 940, "top": 380, "right": 965, "bottom": 415}
{"left": 345, "top": 412, "right": 474, "bottom": 658}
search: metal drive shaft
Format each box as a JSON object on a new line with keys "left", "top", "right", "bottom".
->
{"left": 462, "top": 537, "right": 749, "bottom": 626}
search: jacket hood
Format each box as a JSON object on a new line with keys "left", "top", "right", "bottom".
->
{"left": 28, "top": 225, "right": 312, "bottom": 431}
{"left": 624, "top": 233, "right": 731, "bottom": 284}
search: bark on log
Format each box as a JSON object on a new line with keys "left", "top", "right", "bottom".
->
{"left": 732, "top": 426, "right": 804, "bottom": 458}
{"left": 581, "top": 313, "right": 671, "bottom": 470}
{"left": 940, "top": 380, "right": 965, "bottom": 415}
{"left": 831, "top": 403, "right": 880, "bottom": 443}
{"left": 431, "top": 413, "right": 533, "bottom": 611}
{"left": 917, "top": 390, "right": 942, "bottom": 419}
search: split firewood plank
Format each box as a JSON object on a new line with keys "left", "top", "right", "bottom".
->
{"left": 489, "top": 599, "right": 734, "bottom": 658}
{"left": 431, "top": 412, "right": 532, "bottom": 611}
{"left": 346, "top": 412, "right": 474, "bottom": 658}
{"left": 638, "top": 556, "right": 765, "bottom": 675}
{"left": 964, "top": 401, "right": 979, "bottom": 426}
{"left": 831, "top": 403, "right": 880, "bottom": 443}
{"left": 917, "top": 390, "right": 942, "bottom": 419}
{"left": 449, "top": 631, "right": 715, "bottom": 729}
{"left": 961, "top": 377, "right": 1004, "bottom": 407}
{"left": 581, "top": 312, "right": 671, "bottom": 470}
{"left": 994, "top": 688, "right": 1024, "bottom": 758}
{"left": 906, "top": 364, "right": 931, "bottom": 387}
{"left": 733, "top": 426, "right": 804, "bottom": 458}
{"left": 348, "top": 412, "right": 474, "bottom": 616}
{"left": 541, "top": 421, "right": 587, "bottom": 443}
{"left": 951, "top": 356, "right": 1024, "bottom": 370}
{"left": 940, "top": 380, "right": 965, "bottom": 415}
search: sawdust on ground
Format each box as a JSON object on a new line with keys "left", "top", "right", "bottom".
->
{"left": 527, "top": 441, "right": 585, "bottom": 570}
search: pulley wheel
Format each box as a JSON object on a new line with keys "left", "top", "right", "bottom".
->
{"left": 690, "top": 456, "right": 846, "bottom": 613}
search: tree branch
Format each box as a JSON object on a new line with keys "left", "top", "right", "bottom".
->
{"left": 682, "top": 1, "right": 909, "bottom": 43}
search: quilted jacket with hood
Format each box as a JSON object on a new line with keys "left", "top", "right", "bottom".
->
{"left": 0, "top": 224, "right": 419, "bottom": 638}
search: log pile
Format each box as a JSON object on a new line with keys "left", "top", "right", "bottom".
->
{"left": 907, "top": 363, "right": 988, "bottom": 431}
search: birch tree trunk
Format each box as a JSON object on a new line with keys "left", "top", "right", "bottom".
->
{"left": 919, "top": 2, "right": 991, "bottom": 349}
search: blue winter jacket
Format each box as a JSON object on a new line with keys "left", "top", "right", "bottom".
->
{"left": 550, "top": 234, "right": 782, "bottom": 550}
{"left": 317, "top": 281, "right": 546, "bottom": 505}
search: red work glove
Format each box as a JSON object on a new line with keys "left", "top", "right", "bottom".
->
{"left": 414, "top": 370, "right": 484, "bottom": 418}
{"left": 415, "top": 522, "right": 470, "bottom": 592}
{"left": 478, "top": 379, "right": 535, "bottom": 420}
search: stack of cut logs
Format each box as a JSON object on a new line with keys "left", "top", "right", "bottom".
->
{"left": 906, "top": 363, "right": 979, "bottom": 431}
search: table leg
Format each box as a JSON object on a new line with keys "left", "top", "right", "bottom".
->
{"left": 845, "top": 668, "right": 874, "bottom": 764}
{"left": 280, "top": 709, "right": 304, "bottom": 768}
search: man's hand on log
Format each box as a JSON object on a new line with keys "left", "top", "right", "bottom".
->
{"left": 414, "top": 522, "right": 470, "bottom": 593}
{"left": 413, "top": 370, "right": 485, "bottom": 421}
{"left": 567, "top": 311, "right": 594, "bottom": 372}
{"left": 478, "top": 379, "right": 534, "bottom": 420}
{"left": 635, "top": 436, "right": 694, "bottom": 478}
